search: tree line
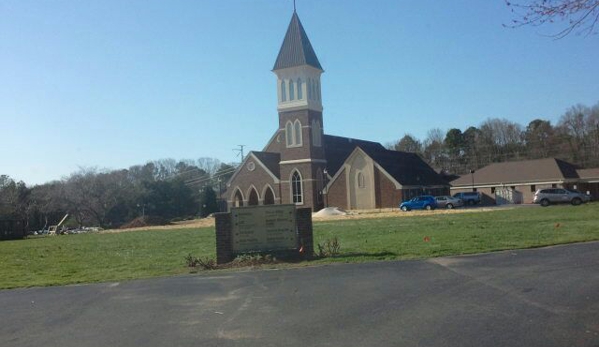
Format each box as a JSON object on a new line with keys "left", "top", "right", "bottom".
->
{"left": 389, "top": 101, "right": 599, "bottom": 175}
{"left": 0, "top": 158, "right": 235, "bottom": 231}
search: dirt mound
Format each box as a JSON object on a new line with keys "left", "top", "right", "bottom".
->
{"left": 119, "top": 216, "right": 171, "bottom": 229}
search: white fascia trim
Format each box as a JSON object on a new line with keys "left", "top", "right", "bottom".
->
{"left": 402, "top": 185, "right": 447, "bottom": 189}
{"left": 262, "top": 129, "right": 282, "bottom": 152}
{"left": 279, "top": 159, "right": 327, "bottom": 165}
{"left": 251, "top": 152, "right": 281, "bottom": 184}
{"left": 226, "top": 152, "right": 280, "bottom": 186}
{"left": 450, "top": 180, "right": 566, "bottom": 190}
{"left": 372, "top": 161, "right": 402, "bottom": 189}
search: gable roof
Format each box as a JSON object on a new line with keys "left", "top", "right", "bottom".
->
{"left": 451, "top": 158, "right": 581, "bottom": 187}
{"left": 362, "top": 148, "right": 450, "bottom": 187}
{"left": 323, "top": 134, "right": 386, "bottom": 175}
{"left": 273, "top": 12, "right": 323, "bottom": 71}
{"left": 225, "top": 151, "right": 280, "bottom": 187}
{"left": 252, "top": 151, "right": 281, "bottom": 179}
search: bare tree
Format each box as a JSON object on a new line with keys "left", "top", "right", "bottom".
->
{"left": 505, "top": 0, "right": 599, "bottom": 38}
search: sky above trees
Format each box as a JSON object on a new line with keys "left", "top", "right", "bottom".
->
{"left": 1, "top": 0, "right": 598, "bottom": 185}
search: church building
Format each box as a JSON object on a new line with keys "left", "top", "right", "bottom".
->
{"left": 224, "top": 10, "right": 449, "bottom": 211}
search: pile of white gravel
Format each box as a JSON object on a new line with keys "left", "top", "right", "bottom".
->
{"left": 312, "top": 207, "right": 348, "bottom": 217}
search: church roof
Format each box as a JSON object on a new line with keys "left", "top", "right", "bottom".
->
{"left": 323, "top": 135, "right": 386, "bottom": 175}
{"left": 273, "top": 11, "right": 323, "bottom": 71}
{"left": 361, "top": 148, "right": 450, "bottom": 187}
{"left": 251, "top": 151, "right": 281, "bottom": 178}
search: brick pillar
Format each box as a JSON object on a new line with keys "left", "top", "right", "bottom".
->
{"left": 296, "top": 208, "right": 314, "bottom": 256}
{"left": 214, "top": 212, "right": 233, "bottom": 264}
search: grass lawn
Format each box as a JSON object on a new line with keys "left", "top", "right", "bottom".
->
{"left": 1, "top": 204, "right": 598, "bottom": 289}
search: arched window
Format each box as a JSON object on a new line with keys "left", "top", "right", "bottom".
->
{"left": 288, "top": 80, "right": 295, "bottom": 100}
{"left": 312, "top": 120, "right": 321, "bottom": 147}
{"left": 293, "top": 120, "right": 302, "bottom": 146}
{"left": 291, "top": 170, "right": 303, "bottom": 204}
{"left": 357, "top": 171, "right": 365, "bottom": 188}
{"left": 263, "top": 186, "right": 275, "bottom": 205}
{"left": 281, "top": 80, "right": 287, "bottom": 102}
{"left": 232, "top": 188, "right": 244, "bottom": 207}
{"left": 297, "top": 78, "right": 303, "bottom": 100}
{"left": 248, "top": 187, "right": 259, "bottom": 206}
{"left": 307, "top": 78, "right": 312, "bottom": 100}
{"left": 285, "top": 121, "right": 293, "bottom": 147}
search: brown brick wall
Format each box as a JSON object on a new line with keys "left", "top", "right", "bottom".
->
{"left": 296, "top": 208, "right": 314, "bottom": 256}
{"left": 279, "top": 162, "right": 326, "bottom": 211}
{"left": 225, "top": 158, "right": 280, "bottom": 208}
{"left": 327, "top": 167, "right": 348, "bottom": 209}
{"left": 214, "top": 212, "right": 233, "bottom": 264}
{"left": 374, "top": 167, "right": 402, "bottom": 208}
{"left": 278, "top": 109, "right": 325, "bottom": 162}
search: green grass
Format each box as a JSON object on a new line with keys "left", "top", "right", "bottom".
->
{"left": 0, "top": 228, "right": 216, "bottom": 289}
{"left": 313, "top": 204, "right": 599, "bottom": 263}
{"left": 1, "top": 204, "right": 598, "bottom": 289}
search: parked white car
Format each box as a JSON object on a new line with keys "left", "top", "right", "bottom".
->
{"left": 435, "top": 195, "right": 463, "bottom": 209}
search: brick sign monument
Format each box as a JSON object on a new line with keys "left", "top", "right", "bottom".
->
{"left": 214, "top": 205, "right": 313, "bottom": 264}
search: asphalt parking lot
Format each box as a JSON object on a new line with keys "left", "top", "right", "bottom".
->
{"left": 1, "top": 241, "right": 598, "bottom": 347}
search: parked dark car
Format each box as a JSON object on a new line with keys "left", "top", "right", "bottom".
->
{"left": 533, "top": 188, "right": 591, "bottom": 207}
{"left": 435, "top": 195, "right": 463, "bottom": 209}
{"left": 452, "top": 192, "right": 481, "bottom": 205}
{"left": 399, "top": 195, "right": 437, "bottom": 211}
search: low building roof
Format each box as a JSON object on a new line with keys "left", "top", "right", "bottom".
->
{"left": 577, "top": 168, "right": 599, "bottom": 180}
{"left": 451, "top": 158, "right": 581, "bottom": 187}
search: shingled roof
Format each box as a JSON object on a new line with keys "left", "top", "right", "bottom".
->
{"left": 251, "top": 151, "right": 281, "bottom": 179}
{"left": 451, "top": 158, "right": 581, "bottom": 187}
{"left": 323, "top": 135, "right": 386, "bottom": 175}
{"left": 273, "top": 11, "right": 323, "bottom": 71}
{"left": 361, "top": 148, "right": 450, "bottom": 186}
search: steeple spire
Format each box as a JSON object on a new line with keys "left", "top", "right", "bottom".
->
{"left": 273, "top": 11, "right": 322, "bottom": 71}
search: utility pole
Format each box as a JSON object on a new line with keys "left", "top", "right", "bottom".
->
{"left": 233, "top": 145, "right": 245, "bottom": 163}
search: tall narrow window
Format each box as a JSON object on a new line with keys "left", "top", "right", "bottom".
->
{"left": 289, "top": 80, "right": 295, "bottom": 100}
{"left": 311, "top": 80, "right": 316, "bottom": 100}
{"left": 297, "top": 78, "right": 303, "bottom": 100}
{"left": 281, "top": 80, "right": 287, "bottom": 102}
{"left": 312, "top": 120, "right": 322, "bottom": 147}
{"left": 294, "top": 120, "right": 302, "bottom": 146}
{"left": 307, "top": 78, "right": 312, "bottom": 99}
{"left": 357, "top": 171, "right": 365, "bottom": 188}
{"left": 285, "top": 121, "right": 293, "bottom": 147}
{"left": 291, "top": 170, "right": 303, "bottom": 204}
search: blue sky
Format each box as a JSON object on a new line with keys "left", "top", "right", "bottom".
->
{"left": 1, "top": 0, "right": 598, "bottom": 185}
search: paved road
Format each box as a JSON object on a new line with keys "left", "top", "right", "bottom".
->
{"left": 2, "top": 242, "right": 598, "bottom": 347}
